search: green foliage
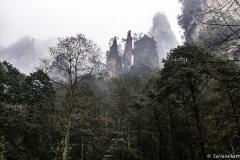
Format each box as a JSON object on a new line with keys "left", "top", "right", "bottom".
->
{"left": 0, "top": 63, "right": 58, "bottom": 159}
{"left": 1, "top": 42, "right": 240, "bottom": 159}
{"left": 143, "top": 43, "right": 240, "bottom": 159}
{"left": 22, "top": 69, "right": 55, "bottom": 106}
{"left": 0, "top": 61, "right": 26, "bottom": 104}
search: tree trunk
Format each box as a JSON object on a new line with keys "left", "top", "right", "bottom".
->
{"left": 63, "top": 119, "right": 71, "bottom": 160}
{"left": 117, "top": 119, "right": 120, "bottom": 131}
{"left": 183, "top": 101, "right": 195, "bottom": 159}
{"left": 127, "top": 125, "right": 130, "bottom": 149}
{"left": 228, "top": 91, "right": 240, "bottom": 138}
{"left": 81, "top": 138, "right": 84, "bottom": 160}
{"left": 190, "top": 82, "right": 206, "bottom": 160}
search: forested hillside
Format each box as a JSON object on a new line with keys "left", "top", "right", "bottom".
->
{"left": 1, "top": 0, "right": 240, "bottom": 159}
{"left": 1, "top": 41, "right": 240, "bottom": 159}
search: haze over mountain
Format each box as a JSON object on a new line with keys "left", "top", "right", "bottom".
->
{"left": 151, "top": 12, "right": 179, "bottom": 68}
{"left": 0, "top": 37, "right": 57, "bottom": 74}
{"left": 0, "top": 11, "right": 180, "bottom": 74}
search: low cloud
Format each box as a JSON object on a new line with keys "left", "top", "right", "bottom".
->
{"left": 0, "top": 36, "right": 57, "bottom": 74}
{"left": 151, "top": 12, "right": 179, "bottom": 68}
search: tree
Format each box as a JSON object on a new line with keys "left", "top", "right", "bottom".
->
{"left": 0, "top": 63, "right": 58, "bottom": 159}
{"left": 21, "top": 70, "right": 58, "bottom": 159}
{"left": 144, "top": 43, "right": 231, "bottom": 159}
{"left": 0, "top": 61, "right": 25, "bottom": 104}
{"left": 143, "top": 43, "right": 240, "bottom": 159}
{"left": 23, "top": 69, "right": 55, "bottom": 106}
{"left": 104, "top": 68, "right": 153, "bottom": 160}
{"left": 40, "top": 34, "right": 104, "bottom": 160}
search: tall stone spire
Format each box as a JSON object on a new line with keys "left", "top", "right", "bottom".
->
{"left": 111, "top": 38, "right": 118, "bottom": 52}
{"left": 132, "top": 35, "right": 158, "bottom": 69}
{"left": 106, "top": 38, "right": 122, "bottom": 78}
{"left": 122, "top": 30, "right": 133, "bottom": 73}
{"left": 151, "top": 12, "right": 179, "bottom": 68}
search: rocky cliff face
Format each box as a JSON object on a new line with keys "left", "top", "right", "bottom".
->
{"left": 179, "top": 0, "right": 240, "bottom": 60}
{"left": 179, "top": 0, "right": 240, "bottom": 44}
{"left": 132, "top": 35, "right": 158, "bottom": 69}
{"left": 106, "top": 34, "right": 158, "bottom": 77}
{"left": 151, "top": 12, "right": 179, "bottom": 68}
{"left": 178, "top": 0, "right": 203, "bottom": 42}
{"left": 106, "top": 39, "right": 122, "bottom": 78}
{"left": 105, "top": 12, "right": 182, "bottom": 77}
{"left": 122, "top": 30, "right": 132, "bottom": 73}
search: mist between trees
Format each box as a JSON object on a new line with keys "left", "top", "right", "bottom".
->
{"left": 1, "top": 2, "right": 240, "bottom": 159}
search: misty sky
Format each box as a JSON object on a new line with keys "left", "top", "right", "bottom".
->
{"left": 0, "top": 0, "right": 182, "bottom": 52}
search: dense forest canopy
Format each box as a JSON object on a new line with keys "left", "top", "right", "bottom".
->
{"left": 1, "top": 42, "right": 240, "bottom": 159}
{"left": 1, "top": 1, "right": 240, "bottom": 160}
